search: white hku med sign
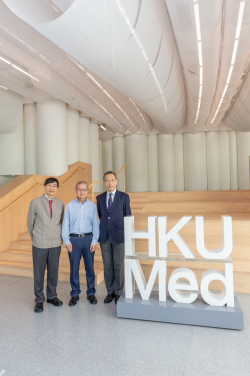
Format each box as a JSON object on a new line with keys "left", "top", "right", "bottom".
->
{"left": 124, "top": 216, "right": 234, "bottom": 308}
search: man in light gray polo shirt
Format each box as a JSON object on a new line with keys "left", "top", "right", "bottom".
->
{"left": 27, "top": 177, "right": 64, "bottom": 313}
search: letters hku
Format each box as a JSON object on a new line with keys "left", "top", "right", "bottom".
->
{"left": 124, "top": 216, "right": 234, "bottom": 307}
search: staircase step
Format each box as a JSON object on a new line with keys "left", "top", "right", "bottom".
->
{"left": 0, "top": 261, "right": 104, "bottom": 284}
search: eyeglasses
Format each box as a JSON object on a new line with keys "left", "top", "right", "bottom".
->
{"left": 104, "top": 180, "right": 116, "bottom": 183}
{"left": 76, "top": 189, "right": 88, "bottom": 192}
{"left": 47, "top": 184, "right": 57, "bottom": 188}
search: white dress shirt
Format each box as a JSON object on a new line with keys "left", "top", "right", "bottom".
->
{"left": 106, "top": 189, "right": 116, "bottom": 208}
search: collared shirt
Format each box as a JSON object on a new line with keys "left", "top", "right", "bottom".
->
{"left": 45, "top": 194, "right": 54, "bottom": 200}
{"left": 106, "top": 189, "right": 116, "bottom": 208}
{"left": 62, "top": 198, "right": 99, "bottom": 246}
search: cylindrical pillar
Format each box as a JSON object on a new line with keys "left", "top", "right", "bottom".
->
{"left": 237, "top": 131, "right": 250, "bottom": 189}
{"left": 0, "top": 89, "right": 23, "bottom": 133}
{"left": 36, "top": 99, "right": 68, "bottom": 176}
{"left": 184, "top": 133, "right": 207, "bottom": 191}
{"left": 229, "top": 131, "right": 238, "bottom": 190}
{"left": 79, "top": 116, "right": 90, "bottom": 163}
{"left": 0, "top": 115, "right": 25, "bottom": 175}
{"left": 148, "top": 135, "right": 159, "bottom": 192}
{"left": 89, "top": 121, "right": 100, "bottom": 192}
{"left": 219, "top": 131, "right": 230, "bottom": 190}
{"left": 67, "top": 107, "right": 80, "bottom": 165}
{"left": 99, "top": 139, "right": 103, "bottom": 193}
{"left": 207, "top": 132, "right": 220, "bottom": 190}
{"left": 113, "top": 135, "right": 125, "bottom": 191}
{"left": 158, "top": 134, "right": 174, "bottom": 191}
{"left": 102, "top": 140, "right": 113, "bottom": 174}
{"left": 24, "top": 103, "right": 37, "bottom": 174}
{"left": 125, "top": 134, "right": 148, "bottom": 192}
{"left": 174, "top": 134, "right": 184, "bottom": 191}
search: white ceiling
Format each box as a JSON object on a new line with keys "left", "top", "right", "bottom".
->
{"left": 0, "top": 0, "right": 250, "bottom": 140}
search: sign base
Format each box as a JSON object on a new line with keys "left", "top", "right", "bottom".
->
{"left": 117, "top": 291, "right": 244, "bottom": 330}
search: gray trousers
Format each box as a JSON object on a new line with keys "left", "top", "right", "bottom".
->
{"left": 32, "top": 245, "right": 61, "bottom": 304}
{"left": 100, "top": 236, "right": 124, "bottom": 296}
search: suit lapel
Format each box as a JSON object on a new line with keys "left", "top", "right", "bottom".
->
{"left": 102, "top": 192, "right": 108, "bottom": 213}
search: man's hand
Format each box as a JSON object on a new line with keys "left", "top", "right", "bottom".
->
{"left": 90, "top": 244, "right": 96, "bottom": 252}
{"left": 66, "top": 244, "right": 73, "bottom": 253}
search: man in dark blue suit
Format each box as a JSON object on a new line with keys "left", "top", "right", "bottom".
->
{"left": 97, "top": 171, "right": 131, "bottom": 304}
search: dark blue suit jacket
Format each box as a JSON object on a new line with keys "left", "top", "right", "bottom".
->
{"left": 96, "top": 190, "right": 131, "bottom": 244}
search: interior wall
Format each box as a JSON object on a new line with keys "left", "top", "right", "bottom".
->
{"left": 1, "top": 98, "right": 250, "bottom": 192}
{"left": 99, "top": 130, "right": 249, "bottom": 192}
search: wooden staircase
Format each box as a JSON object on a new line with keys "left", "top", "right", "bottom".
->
{"left": 0, "top": 231, "right": 104, "bottom": 285}
{"left": 0, "top": 190, "right": 250, "bottom": 292}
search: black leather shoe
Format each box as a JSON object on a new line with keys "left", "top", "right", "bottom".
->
{"left": 47, "top": 298, "right": 63, "bottom": 306}
{"left": 104, "top": 293, "right": 115, "bottom": 304}
{"left": 69, "top": 296, "right": 79, "bottom": 306}
{"left": 34, "top": 303, "right": 43, "bottom": 313}
{"left": 87, "top": 295, "right": 97, "bottom": 304}
{"left": 115, "top": 295, "right": 121, "bottom": 304}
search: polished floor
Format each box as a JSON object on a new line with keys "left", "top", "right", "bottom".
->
{"left": 0, "top": 274, "right": 250, "bottom": 376}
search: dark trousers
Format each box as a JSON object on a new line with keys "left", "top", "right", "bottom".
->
{"left": 68, "top": 235, "right": 96, "bottom": 297}
{"left": 32, "top": 245, "right": 61, "bottom": 304}
{"left": 100, "top": 236, "right": 125, "bottom": 296}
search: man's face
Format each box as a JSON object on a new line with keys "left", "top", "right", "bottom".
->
{"left": 44, "top": 182, "right": 58, "bottom": 197}
{"left": 103, "top": 173, "right": 118, "bottom": 192}
{"left": 75, "top": 183, "right": 89, "bottom": 200}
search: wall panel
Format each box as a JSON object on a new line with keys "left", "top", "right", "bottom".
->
{"left": 229, "top": 131, "right": 238, "bottom": 190}
{"left": 113, "top": 136, "right": 125, "bottom": 191}
{"left": 125, "top": 134, "right": 148, "bottom": 192}
{"left": 174, "top": 134, "right": 184, "bottom": 191}
{"left": 158, "top": 134, "right": 174, "bottom": 191}
{"left": 207, "top": 132, "right": 220, "bottom": 190}
{"left": 148, "top": 135, "right": 159, "bottom": 192}
{"left": 219, "top": 131, "right": 230, "bottom": 190}
{"left": 237, "top": 131, "right": 250, "bottom": 189}
{"left": 184, "top": 133, "right": 207, "bottom": 191}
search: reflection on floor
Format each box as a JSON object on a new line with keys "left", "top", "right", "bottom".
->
{"left": 0, "top": 274, "right": 250, "bottom": 376}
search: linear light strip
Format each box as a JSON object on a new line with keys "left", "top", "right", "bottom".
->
{"left": 193, "top": 1, "right": 203, "bottom": 124}
{"left": 0, "top": 55, "right": 40, "bottom": 82}
{"left": 11, "top": 65, "right": 39, "bottom": 82}
{"left": 0, "top": 84, "right": 8, "bottom": 90}
{"left": 211, "top": 1, "right": 245, "bottom": 124}
{"left": 116, "top": 0, "right": 168, "bottom": 115}
{"left": 0, "top": 56, "right": 11, "bottom": 64}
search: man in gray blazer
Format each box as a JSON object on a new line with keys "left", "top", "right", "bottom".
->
{"left": 27, "top": 177, "right": 64, "bottom": 313}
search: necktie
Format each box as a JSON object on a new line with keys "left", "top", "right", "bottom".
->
{"left": 49, "top": 199, "right": 52, "bottom": 218}
{"left": 108, "top": 193, "right": 113, "bottom": 214}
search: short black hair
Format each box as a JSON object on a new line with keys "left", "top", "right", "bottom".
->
{"left": 44, "top": 177, "right": 59, "bottom": 187}
{"left": 103, "top": 171, "right": 117, "bottom": 181}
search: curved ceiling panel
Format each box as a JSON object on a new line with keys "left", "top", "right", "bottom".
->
{"left": 0, "top": 38, "right": 127, "bottom": 134}
{"left": 3, "top": 0, "right": 186, "bottom": 133}
{"left": 206, "top": 0, "right": 250, "bottom": 131}
{"left": 0, "top": 1, "right": 151, "bottom": 135}
{"left": 4, "top": 0, "right": 74, "bottom": 24}
{"left": 166, "top": 0, "right": 223, "bottom": 133}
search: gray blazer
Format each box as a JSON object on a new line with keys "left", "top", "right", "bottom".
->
{"left": 27, "top": 195, "right": 64, "bottom": 249}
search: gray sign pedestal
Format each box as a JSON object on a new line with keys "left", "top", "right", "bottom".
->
{"left": 117, "top": 291, "right": 244, "bottom": 330}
